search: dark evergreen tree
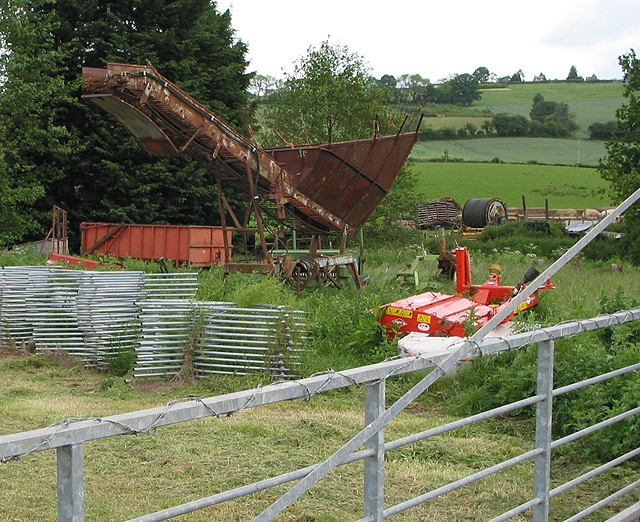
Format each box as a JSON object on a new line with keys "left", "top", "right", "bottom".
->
{"left": 0, "top": 0, "right": 253, "bottom": 249}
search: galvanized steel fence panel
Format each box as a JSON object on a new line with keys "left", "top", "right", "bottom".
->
{"left": 0, "top": 267, "right": 307, "bottom": 377}
{"left": 135, "top": 300, "right": 308, "bottom": 379}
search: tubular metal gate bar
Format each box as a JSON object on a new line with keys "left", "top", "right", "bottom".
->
{"left": 1, "top": 308, "right": 640, "bottom": 521}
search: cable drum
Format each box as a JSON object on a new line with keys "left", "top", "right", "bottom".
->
{"left": 462, "top": 198, "right": 508, "bottom": 228}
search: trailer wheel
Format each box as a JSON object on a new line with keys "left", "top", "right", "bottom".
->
{"left": 287, "top": 256, "right": 320, "bottom": 293}
{"left": 462, "top": 198, "right": 507, "bottom": 228}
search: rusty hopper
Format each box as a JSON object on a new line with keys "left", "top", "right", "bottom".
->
{"left": 81, "top": 63, "right": 419, "bottom": 236}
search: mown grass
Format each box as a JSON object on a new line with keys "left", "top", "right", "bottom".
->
{"left": 409, "top": 161, "right": 610, "bottom": 209}
{"left": 411, "top": 138, "right": 606, "bottom": 167}
{"left": 2, "top": 344, "right": 638, "bottom": 522}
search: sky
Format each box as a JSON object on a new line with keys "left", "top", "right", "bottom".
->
{"left": 215, "top": 0, "right": 639, "bottom": 82}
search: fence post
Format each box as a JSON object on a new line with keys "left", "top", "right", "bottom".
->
{"left": 533, "top": 340, "right": 554, "bottom": 522}
{"left": 57, "top": 443, "right": 85, "bottom": 522}
{"left": 364, "top": 379, "right": 386, "bottom": 521}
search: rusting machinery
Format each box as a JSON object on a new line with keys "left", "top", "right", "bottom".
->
{"left": 82, "top": 62, "right": 420, "bottom": 289}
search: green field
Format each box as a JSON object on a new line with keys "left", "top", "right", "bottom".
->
{"left": 476, "top": 82, "right": 625, "bottom": 137}
{"left": 410, "top": 162, "right": 611, "bottom": 209}
{"left": 411, "top": 137, "right": 606, "bottom": 166}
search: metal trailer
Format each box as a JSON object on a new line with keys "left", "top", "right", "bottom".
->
{"left": 80, "top": 222, "right": 232, "bottom": 267}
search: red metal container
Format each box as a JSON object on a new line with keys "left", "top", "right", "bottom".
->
{"left": 80, "top": 222, "right": 232, "bottom": 267}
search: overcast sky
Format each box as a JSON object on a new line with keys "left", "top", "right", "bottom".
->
{"left": 215, "top": 0, "right": 638, "bottom": 82}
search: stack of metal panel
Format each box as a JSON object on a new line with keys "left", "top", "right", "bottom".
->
{"left": 197, "top": 304, "right": 308, "bottom": 379}
{"left": 1, "top": 267, "right": 308, "bottom": 378}
{"left": 135, "top": 301, "right": 308, "bottom": 379}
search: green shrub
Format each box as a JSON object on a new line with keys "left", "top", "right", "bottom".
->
{"left": 444, "top": 285, "right": 640, "bottom": 462}
{"left": 104, "top": 346, "right": 136, "bottom": 377}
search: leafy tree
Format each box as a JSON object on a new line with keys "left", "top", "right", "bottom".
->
{"left": 262, "top": 40, "right": 390, "bottom": 145}
{"left": 492, "top": 113, "right": 529, "bottom": 136}
{"left": 599, "top": 50, "right": 640, "bottom": 263}
{"left": 529, "top": 93, "right": 578, "bottom": 136}
{"left": 249, "top": 74, "right": 280, "bottom": 97}
{"left": 378, "top": 74, "right": 398, "bottom": 89}
{"left": 396, "top": 73, "right": 432, "bottom": 104}
{"left": 588, "top": 121, "right": 624, "bottom": 140}
{"left": 0, "top": 164, "right": 44, "bottom": 246}
{"left": 446, "top": 73, "right": 481, "bottom": 106}
{"left": 472, "top": 66, "right": 491, "bottom": 84}
{"left": 0, "top": 0, "right": 253, "bottom": 249}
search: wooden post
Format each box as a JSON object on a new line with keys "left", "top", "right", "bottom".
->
{"left": 545, "top": 199, "right": 549, "bottom": 221}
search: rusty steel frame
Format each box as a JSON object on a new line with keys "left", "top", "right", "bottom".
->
{"left": 81, "top": 62, "right": 419, "bottom": 237}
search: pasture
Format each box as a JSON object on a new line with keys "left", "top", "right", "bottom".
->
{"left": 2, "top": 251, "right": 640, "bottom": 521}
{"left": 476, "top": 81, "right": 625, "bottom": 137}
{"left": 410, "top": 161, "right": 611, "bottom": 209}
{"left": 410, "top": 138, "right": 606, "bottom": 166}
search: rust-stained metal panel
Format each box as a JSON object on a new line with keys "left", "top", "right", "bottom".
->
{"left": 81, "top": 63, "right": 419, "bottom": 235}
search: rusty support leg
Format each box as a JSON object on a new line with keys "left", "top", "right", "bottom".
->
{"left": 339, "top": 232, "right": 348, "bottom": 254}
{"left": 245, "top": 161, "right": 270, "bottom": 263}
{"left": 309, "top": 236, "right": 320, "bottom": 256}
{"left": 346, "top": 262, "right": 363, "bottom": 289}
{"left": 217, "top": 179, "right": 231, "bottom": 263}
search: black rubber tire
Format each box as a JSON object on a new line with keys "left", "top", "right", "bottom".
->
{"left": 462, "top": 198, "right": 507, "bottom": 228}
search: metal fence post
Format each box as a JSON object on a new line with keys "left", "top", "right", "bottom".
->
{"left": 533, "top": 340, "right": 555, "bottom": 522}
{"left": 57, "top": 443, "right": 85, "bottom": 522}
{"left": 364, "top": 379, "right": 386, "bottom": 521}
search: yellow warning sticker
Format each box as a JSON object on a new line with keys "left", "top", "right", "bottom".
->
{"left": 416, "top": 313, "right": 432, "bottom": 323}
{"left": 386, "top": 306, "right": 413, "bottom": 318}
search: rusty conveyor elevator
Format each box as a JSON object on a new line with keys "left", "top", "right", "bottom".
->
{"left": 82, "top": 62, "right": 420, "bottom": 289}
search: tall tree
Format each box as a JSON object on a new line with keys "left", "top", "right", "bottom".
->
{"left": 446, "top": 73, "right": 481, "bottom": 106}
{"left": 599, "top": 50, "right": 640, "bottom": 263}
{"left": 472, "top": 66, "right": 491, "bottom": 84}
{"left": 0, "top": 0, "right": 253, "bottom": 249}
{"left": 566, "top": 65, "right": 583, "bottom": 81}
{"left": 262, "top": 40, "right": 390, "bottom": 145}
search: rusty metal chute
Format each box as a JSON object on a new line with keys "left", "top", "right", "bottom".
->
{"left": 81, "top": 62, "right": 419, "bottom": 236}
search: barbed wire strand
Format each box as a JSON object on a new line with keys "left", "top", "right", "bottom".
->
{"left": 2, "top": 312, "right": 638, "bottom": 464}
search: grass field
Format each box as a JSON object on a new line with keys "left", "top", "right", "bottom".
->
{"left": 408, "top": 81, "right": 623, "bottom": 174}
{"left": 476, "top": 82, "right": 625, "bottom": 137}
{"left": 411, "top": 138, "right": 607, "bottom": 166}
{"left": 410, "top": 161, "right": 611, "bottom": 209}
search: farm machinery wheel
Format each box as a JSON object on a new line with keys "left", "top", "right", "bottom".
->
{"left": 287, "top": 256, "right": 321, "bottom": 293}
{"left": 462, "top": 198, "right": 508, "bottom": 228}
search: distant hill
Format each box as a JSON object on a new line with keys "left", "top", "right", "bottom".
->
{"left": 475, "top": 81, "right": 625, "bottom": 138}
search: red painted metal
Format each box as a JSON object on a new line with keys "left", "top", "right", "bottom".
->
{"left": 47, "top": 253, "right": 101, "bottom": 269}
{"left": 80, "top": 222, "right": 232, "bottom": 267}
{"left": 379, "top": 247, "right": 554, "bottom": 337}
